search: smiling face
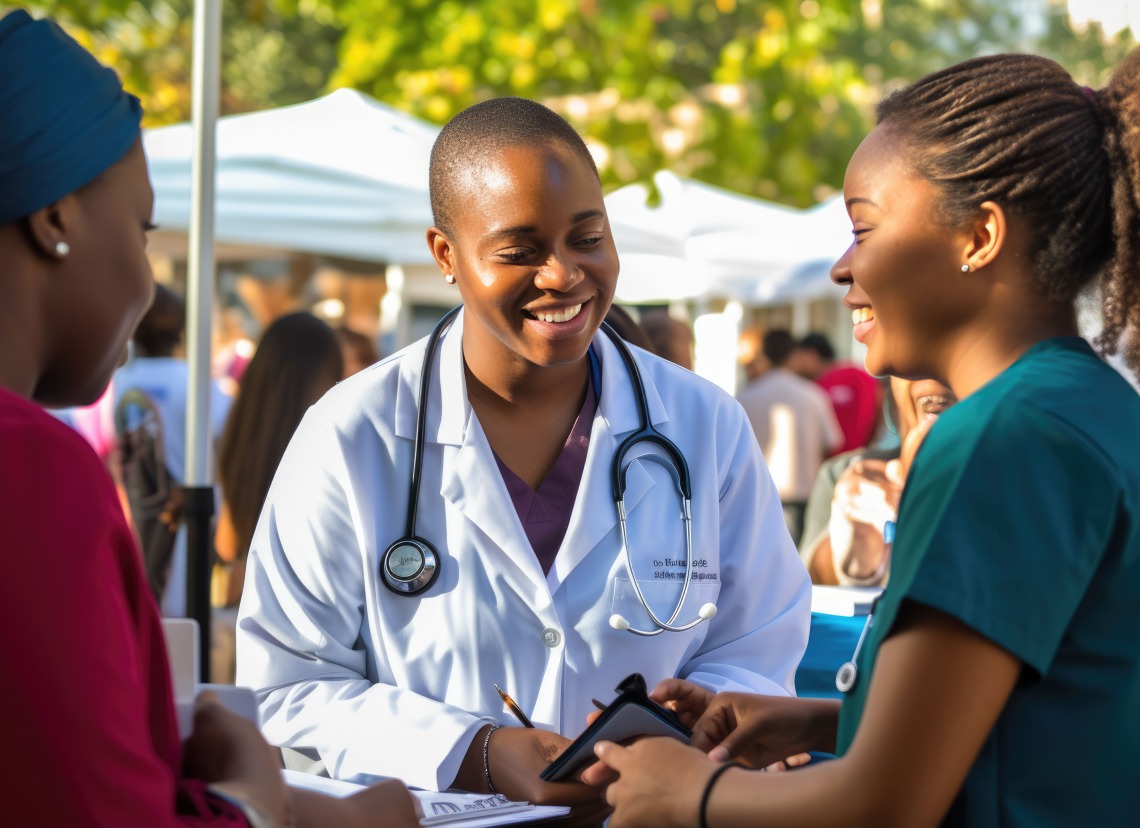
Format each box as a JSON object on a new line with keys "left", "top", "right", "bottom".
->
{"left": 831, "top": 125, "right": 987, "bottom": 380}
{"left": 429, "top": 141, "right": 619, "bottom": 380}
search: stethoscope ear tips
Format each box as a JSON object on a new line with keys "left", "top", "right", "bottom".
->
{"left": 610, "top": 604, "right": 716, "bottom": 632}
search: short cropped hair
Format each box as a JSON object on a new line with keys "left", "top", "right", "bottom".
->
{"left": 133, "top": 283, "right": 184, "bottom": 357}
{"left": 797, "top": 332, "right": 835, "bottom": 362}
{"left": 428, "top": 97, "right": 599, "bottom": 237}
{"left": 762, "top": 330, "right": 797, "bottom": 368}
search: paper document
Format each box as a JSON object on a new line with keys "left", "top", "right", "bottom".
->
{"left": 282, "top": 769, "right": 572, "bottom": 826}
{"left": 810, "top": 585, "right": 883, "bottom": 616}
{"left": 416, "top": 790, "right": 552, "bottom": 825}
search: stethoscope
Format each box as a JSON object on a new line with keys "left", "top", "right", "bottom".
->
{"left": 379, "top": 305, "right": 717, "bottom": 637}
{"left": 835, "top": 598, "right": 877, "bottom": 693}
{"left": 836, "top": 520, "right": 892, "bottom": 693}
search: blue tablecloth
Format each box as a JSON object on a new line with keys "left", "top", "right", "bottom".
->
{"left": 795, "top": 612, "right": 867, "bottom": 699}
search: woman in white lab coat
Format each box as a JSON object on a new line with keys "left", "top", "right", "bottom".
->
{"left": 235, "top": 97, "right": 810, "bottom": 818}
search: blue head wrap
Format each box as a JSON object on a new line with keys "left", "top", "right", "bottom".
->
{"left": 0, "top": 10, "right": 142, "bottom": 226}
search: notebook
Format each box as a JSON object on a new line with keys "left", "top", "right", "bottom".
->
{"left": 281, "top": 770, "right": 571, "bottom": 826}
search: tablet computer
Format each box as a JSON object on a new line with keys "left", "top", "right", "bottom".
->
{"left": 540, "top": 673, "right": 692, "bottom": 782}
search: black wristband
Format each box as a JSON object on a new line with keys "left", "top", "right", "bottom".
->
{"left": 699, "top": 762, "right": 742, "bottom": 828}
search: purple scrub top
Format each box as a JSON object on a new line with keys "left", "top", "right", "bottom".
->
{"left": 494, "top": 351, "right": 600, "bottom": 575}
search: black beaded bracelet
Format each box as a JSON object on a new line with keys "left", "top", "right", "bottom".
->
{"left": 699, "top": 762, "right": 742, "bottom": 828}
{"left": 483, "top": 724, "right": 503, "bottom": 793}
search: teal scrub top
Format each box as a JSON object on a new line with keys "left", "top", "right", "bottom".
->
{"left": 835, "top": 337, "right": 1140, "bottom": 826}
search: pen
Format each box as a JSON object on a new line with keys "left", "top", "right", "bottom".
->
{"left": 494, "top": 684, "right": 535, "bottom": 728}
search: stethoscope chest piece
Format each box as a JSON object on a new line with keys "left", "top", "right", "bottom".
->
{"left": 835, "top": 660, "right": 858, "bottom": 693}
{"left": 380, "top": 538, "right": 440, "bottom": 595}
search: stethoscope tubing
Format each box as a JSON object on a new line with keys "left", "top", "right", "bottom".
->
{"left": 615, "top": 455, "right": 703, "bottom": 636}
{"left": 378, "top": 306, "right": 460, "bottom": 595}
{"left": 600, "top": 318, "right": 710, "bottom": 636}
{"left": 836, "top": 596, "right": 881, "bottom": 693}
{"left": 403, "top": 305, "right": 462, "bottom": 539}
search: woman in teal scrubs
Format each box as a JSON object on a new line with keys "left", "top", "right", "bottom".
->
{"left": 582, "top": 49, "right": 1140, "bottom": 827}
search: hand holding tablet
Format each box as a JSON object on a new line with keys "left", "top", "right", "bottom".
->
{"left": 540, "top": 673, "right": 692, "bottom": 781}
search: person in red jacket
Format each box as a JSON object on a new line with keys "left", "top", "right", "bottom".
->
{"left": 791, "top": 332, "right": 880, "bottom": 454}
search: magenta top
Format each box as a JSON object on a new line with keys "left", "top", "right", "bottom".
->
{"left": 494, "top": 352, "right": 600, "bottom": 575}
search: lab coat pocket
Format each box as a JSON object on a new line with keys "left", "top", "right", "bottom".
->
{"left": 610, "top": 577, "right": 720, "bottom": 634}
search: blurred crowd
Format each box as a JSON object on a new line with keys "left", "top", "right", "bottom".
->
{"left": 64, "top": 287, "right": 939, "bottom": 656}
{"left": 54, "top": 285, "right": 378, "bottom": 680}
{"left": 736, "top": 327, "right": 956, "bottom": 588}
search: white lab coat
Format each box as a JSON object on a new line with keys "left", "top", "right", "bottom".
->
{"left": 236, "top": 311, "right": 810, "bottom": 789}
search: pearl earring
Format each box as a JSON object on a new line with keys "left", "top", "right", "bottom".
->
{"left": 444, "top": 274, "right": 456, "bottom": 284}
{"left": 961, "top": 263, "right": 970, "bottom": 272}
{"left": 55, "top": 241, "right": 70, "bottom": 257}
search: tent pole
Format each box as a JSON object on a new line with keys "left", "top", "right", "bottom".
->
{"left": 184, "top": 0, "right": 221, "bottom": 683}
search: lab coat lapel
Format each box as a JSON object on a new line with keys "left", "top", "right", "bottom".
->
{"left": 430, "top": 314, "right": 551, "bottom": 596}
{"left": 443, "top": 421, "right": 552, "bottom": 596}
{"left": 547, "top": 332, "right": 667, "bottom": 593}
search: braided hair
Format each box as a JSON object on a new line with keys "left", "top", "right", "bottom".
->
{"left": 428, "top": 97, "right": 599, "bottom": 238}
{"left": 874, "top": 50, "right": 1140, "bottom": 373}
{"left": 1097, "top": 50, "right": 1140, "bottom": 374}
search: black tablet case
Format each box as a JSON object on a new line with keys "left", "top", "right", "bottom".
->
{"left": 540, "top": 673, "right": 692, "bottom": 781}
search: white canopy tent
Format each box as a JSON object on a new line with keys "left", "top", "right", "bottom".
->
{"left": 145, "top": 89, "right": 719, "bottom": 305}
{"left": 602, "top": 172, "right": 859, "bottom": 393}
{"left": 148, "top": 92, "right": 853, "bottom": 306}
{"left": 603, "top": 171, "right": 851, "bottom": 306}
{"left": 145, "top": 88, "right": 440, "bottom": 265}
{"left": 610, "top": 252, "right": 715, "bottom": 303}
{"left": 602, "top": 175, "right": 712, "bottom": 303}
{"left": 691, "top": 193, "right": 852, "bottom": 303}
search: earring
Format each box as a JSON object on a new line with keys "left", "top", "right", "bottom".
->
{"left": 961, "top": 263, "right": 971, "bottom": 272}
{"left": 444, "top": 274, "right": 456, "bottom": 284}
{"left": 55, "top": 241, "right": 70, "bottom": 257}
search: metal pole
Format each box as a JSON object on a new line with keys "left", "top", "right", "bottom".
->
{"left": 185, "top": 0, "right": 221, "bottom": 682}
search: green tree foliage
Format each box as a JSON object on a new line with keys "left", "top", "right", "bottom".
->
{"left": 20, "top": 0, "right": 341, "bottom": 125}
{"left": 312, "top": 0, "right": 1132, "bottom": 204}
{"left": 18, "top": 0, "right": 1135, "bottom": 205}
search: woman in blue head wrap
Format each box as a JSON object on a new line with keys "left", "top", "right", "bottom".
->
{"left": 0, "top": 10, "right": 420, "bottom": 827}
